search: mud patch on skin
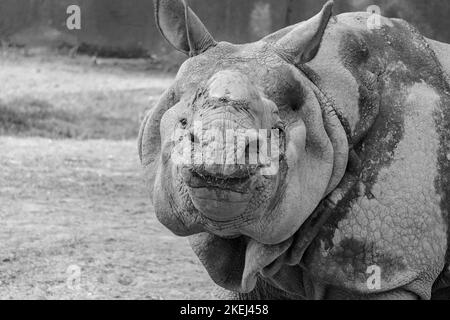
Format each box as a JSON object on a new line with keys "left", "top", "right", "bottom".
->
{"left": 307, "top": 82, "right": 447, "bottom": 297}
{"left": 332, "top": 21, "right": 450, "bottom": 201}
{"left": 329, "top": 238, "right": 407, "bottom": 284}
{"left": 423, "top": 38, "right": 450, "bottom": 265}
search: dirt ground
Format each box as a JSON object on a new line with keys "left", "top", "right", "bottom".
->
{"left": 0, "top": 50, "right": 215, "bottom": 300}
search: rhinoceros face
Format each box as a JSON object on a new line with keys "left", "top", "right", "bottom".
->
{"left": 139, "top": 0, "right": 348, "bottom": 291}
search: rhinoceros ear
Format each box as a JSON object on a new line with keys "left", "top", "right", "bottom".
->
{"left": 274, "top": 1, "right": 333, "bottom": 65}
{"left": 139, "top": 87, "right": 176, "bottom": 169}
{"left": 154, "top": 0, "right": 217, "bottom": 56}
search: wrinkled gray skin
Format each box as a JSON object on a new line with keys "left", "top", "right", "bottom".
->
{"left": 139, "top": 0, "right": 450, "bottom": 299}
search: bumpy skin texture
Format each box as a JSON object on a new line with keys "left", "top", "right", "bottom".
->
{"left": 142, "top": 2, "right": 450, "bottom": 300}
{"left": 295, "top": 13, "right": 450, "bottom": 300}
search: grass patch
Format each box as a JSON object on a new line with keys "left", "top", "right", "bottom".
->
{"left": 0, "top": 99, "right": 80, "bottom": 138}
{"left": 0, "top": 94, "right": 155, "bottom": 140}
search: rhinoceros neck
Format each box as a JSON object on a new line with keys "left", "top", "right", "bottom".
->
{"left": 300, "top": 65, "right": 352, "bottom": 140}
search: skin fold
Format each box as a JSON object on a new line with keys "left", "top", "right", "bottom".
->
{"left": 139, "top": 0, "right": 450, "bottom": 300}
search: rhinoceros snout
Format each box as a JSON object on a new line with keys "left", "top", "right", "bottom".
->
{"left": 188, "top": 128, "right": 262, "bottom": 178}
{"left": 180, "top": 166, "right": 257, "bottom": 221}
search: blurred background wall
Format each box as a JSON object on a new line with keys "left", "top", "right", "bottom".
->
{"left": 0, "top": 0, "right": 449, "bottom": 57}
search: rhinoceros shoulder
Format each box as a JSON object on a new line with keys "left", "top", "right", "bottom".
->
{"left": 301, "top": 12, "right": 450, "bottom": 300}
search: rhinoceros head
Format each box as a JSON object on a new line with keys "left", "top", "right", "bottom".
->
{"left": 139, "top": 0, "right": 349, "bottom": 293}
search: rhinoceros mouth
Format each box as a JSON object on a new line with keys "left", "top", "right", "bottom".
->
{"left": 180, "top": 168, "right": 257, "bottom": 222}
{"left": 181, "top": 168, "right": 257, "bottom": 194}
{"left": 179, "top": 163, "right": 283, "bottom": 223}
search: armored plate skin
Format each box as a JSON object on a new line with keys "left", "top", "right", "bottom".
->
{"left": 292, "top": 13, "right": 450, "bottom": 300}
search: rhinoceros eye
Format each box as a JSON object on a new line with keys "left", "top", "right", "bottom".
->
{"left": 290, "top": 101, "right": 301, "bottom": 111}
{"left": 284, "top": 85, "right": 305, "bottom": 112}
{"left": 179, "top": 118, "right": 188, "bottom": 128}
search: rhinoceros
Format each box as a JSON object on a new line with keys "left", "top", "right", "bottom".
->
{"left": 139, "top": 0, "right": 450, "bottom": 299}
